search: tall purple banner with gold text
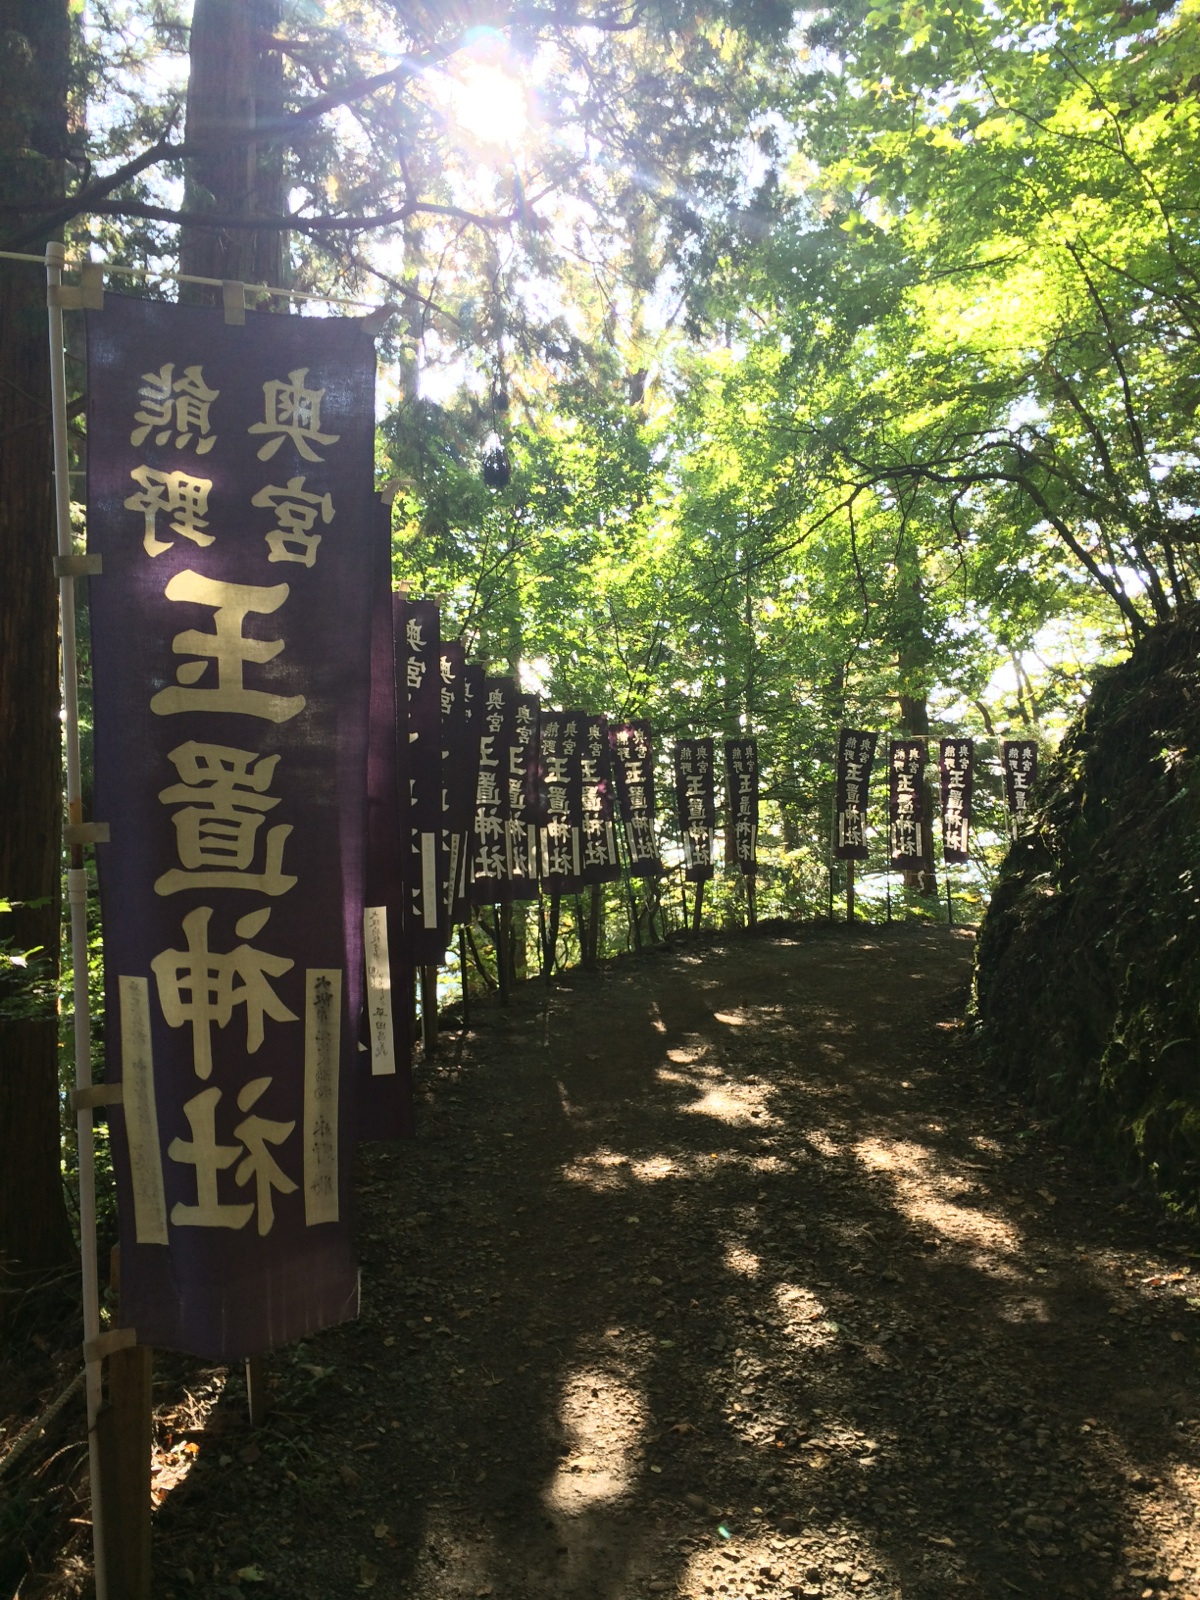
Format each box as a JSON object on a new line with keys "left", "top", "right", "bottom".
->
{"left": 538, "top": 710, "right": 584, "bottom": 895}
{"left": 361, "top": 497, "right": 411, "bottom": 1141}
{"left": 834, "top": 729, "right": 877, "bottom": 861}
{"left": 610, "top": 720, "right": 660, "bottom": 877}
{"left": 725, "top": 738, "right": 759, "bottom": 876}
{"left": 674, "top": 737, "right": 716, "bottom": 883}
{"left": 469, "top": 676, "right": 515, "bottom": 903}
{"left": 889, "top": 739, "right": 927, "bottom": 871}
{"left": 1002, "top": 740, "right": 1039, "bottom": 821}
{"left": 939, "top": 738, "right": 974, "bottom": 864}
{"left": 507, "top": 693, "right": 541, "bottom": 901}
{"left": 438, "top": 641, "right": 468, "bottom": 941}
{"left": 580, "top": 714, "right": 622, "bottom": 885}
{"left": 86, "top": 296, "right": 376, "bottom": 1360}
{"left": 396, "top": 595, "right": 442, "bottom": 963}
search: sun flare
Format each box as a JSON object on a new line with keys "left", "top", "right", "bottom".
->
{"left": 445, "top": 59, "right": 530, "bottom": 150}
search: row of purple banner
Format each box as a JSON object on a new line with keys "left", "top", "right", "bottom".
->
{"left": 83, "top": 297, "right": 764, "bottom": 1361}
{"left": 835, "top": 731, "right": 1038, "bottom": 867}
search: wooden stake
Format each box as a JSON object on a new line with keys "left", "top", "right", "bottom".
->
{"left": 420, "top": 964, "right": 439, "bottom": 1055}
{"left": 691, "top": 878, "right": 706, "bottom": 935}
{"left": 245, "top": 1355, "right": 270, "bottom": 1427}
{"left": 747, "top": 875, "right": 757, "bottom": 930}
{"left": 495, "top": 904, "right": 510, "bottom": 1004}
{"left": 96, "top": 1247, "right": 151, "bottom": 1600}
{"left": 847, "top": 858, "right": 855, "bottom": 924}
{"left": 459, "top": 926, "right": 471, "bottom": 1029}
{"left": 945, "top": 872, "right": 954, "bottom": 927}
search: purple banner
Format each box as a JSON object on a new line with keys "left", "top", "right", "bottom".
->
{"left": 438, "top": 640, "right": 468, "bottom": 940}
{"left": 610, "top": 720, "right": 660, "bottom": 878}
{"left": 538, "top": 710, "right": 584, "bottom": 895}
{"left": 453, "top": 663, "right": 486, "bottom": 919}
{"left": 1002, "top": 739, "right": 1038, "bottom": 819}
{"left": 507, "top": 692, "right": 541, "bottom": 901}
{"left": 674, "top": 737, "right": 716, "bottom": 883}
{"left": 834, "top": 729, "right": 877, "bottom": 861}
{"left": 939, "top": 738, "right": 973, "bottom": 864}
{"left": 889, "top": 739, "right": 928, "bottom": 871}
{"left": 396, "top": 595, "right": 442, "bottom": 963}
{"left": 469, "top": 676, "right": 515, "bottom": 902}
{"left": 87, "top": 295, "right": 376, "bottom": 1359}
{"left": 361, "top": 498, "right": 412, "bottom": 1140}
{"left": 580, "top": 714, "right": 622, "bottom": 885}
{"left": 724, "top": 738, "right": 759, "bottom": 876}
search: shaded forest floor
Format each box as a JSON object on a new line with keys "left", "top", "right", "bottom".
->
{"left": 10, "top": 923, "right": 1200, "bottom": 1599}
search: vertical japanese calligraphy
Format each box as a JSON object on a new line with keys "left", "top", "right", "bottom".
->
{"left": 454, "top": 664, "right": 486, "bottom": 919}
{"left": 674, "top": 738, "right": 716, "bottom": 883}
{"left": 538, "top": 711, "right": 584, "bottom": 895}
{"left": 87, "top": 296, "right": 375, "bottom": 1359}
{"left": 939, "top": 739, "right": 974, "bottom": 863}
{"left": 507, "top": 692, "right": 542, "bottom": 900}
{"left": 438, "top": 640, "right": 469, "bottom": 938}
{"left": 889, "top": 739, "right": 928, "bottom": 871}
{"left": 724, "top": 738, "right": 759, "bottom": 876}
{"left": 361, "top": 496, "right": 412, "bottom": 1138}
{"left": 395, "top": 595, "right": 443, "bottom": 961}
{"left": 834, "top": 730, "right": 878, "bottom": 861}
{"left": 469, "top": 676, "right": 515, "bottom": 901}
{"left": 579, "top": 714, "right": 622, "bottom": 885}
{"left": 1002, "top": 739, "right": 1039, "bottom": 820}
{"left": 610, "top": 721, "right": 660, "bottom": 877}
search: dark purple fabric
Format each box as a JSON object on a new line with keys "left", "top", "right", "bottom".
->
{"left": 438, "top": 641, "right": 467, "bottom": 945}
{"left": 538, "top": 710, "right": 585, "bottom": 895}
{"left": 888, "top": 739, "right": 928, "bottom": 871}
{"left": 610, "top": 721, "right": 660, "bottom": 878}
{"left": 469, "top": 677, "right": 515, "bottom": 903}
{"left": 939, "top": 738, "right": 974, "bottom": 863}
{"left": 507, "top": 693, "right": 541, "bottom": 901}
{"left": 724, "top": 738, "right": 759, "bottom": 877}
{"left": 86, "top": 295, "right": 374, "bottom": 1359}
{"left": 580, "top": 714, "right": 622, "bottom": 885}
{"left": 395, "top": 596, "right": 443, "bottom": 963}
{"left": 674, "top": 737, "right": 716, "bottom": 883}
{"left": 453, "top": 664, "right": 486, "bottom": 919}
{"left": 834, "top": 729, "right": 877, "bottom": 861}
{"left": 1001, "top": 739, "right": 1038, "bottom": 817}
{"left": 360, "top": 498, "right": 413, "bottom": 1141}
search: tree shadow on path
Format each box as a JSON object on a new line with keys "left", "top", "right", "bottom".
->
{"left": 151, "top": 926, "right": 1200, "bottom": 1600}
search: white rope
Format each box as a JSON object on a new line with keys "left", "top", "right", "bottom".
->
{"left": 0, "top": 247, "right": 385, "bottom": 311}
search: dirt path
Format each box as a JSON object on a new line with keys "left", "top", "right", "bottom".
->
{"left": 19, "top": 924, "right": 1200, "bottom": 1598}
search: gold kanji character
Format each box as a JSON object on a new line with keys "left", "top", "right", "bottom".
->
{"left": 151, "top": 905, "right": 297, "bottom": 1080}
{"left": 125, "top": 466, "right": 214, "bottom": 557}
{"left": 149, "top": 571, "right": 306, "bottom": 722}
{"left": 154, "top": 741, "right": 296, "bottom": 897}
{"left": 131, "top": 363, "right": 218, "bottom": 453}
{"left": 251, "top": 475, "right": 334, "bottom": 567}
{"left": 248, "top": 368, "right": 339, "bottom": 462}
{"left": 168, "top": 1087, "right": 254, "bottom": 1230}
{"left": 233, "top": 1076, "right": 298, "bottom": 1237}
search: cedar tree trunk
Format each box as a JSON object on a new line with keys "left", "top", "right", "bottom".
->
{"left": 0, "top": 0, "right": 76, "bottom": 1320}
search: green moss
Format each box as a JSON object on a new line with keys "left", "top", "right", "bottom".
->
{"left": 974, "top": 605, "right": 1200, "bottom": 1213}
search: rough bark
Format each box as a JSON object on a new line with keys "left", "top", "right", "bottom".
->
{"left": 895, "top": 554, "right": 938, "bottom": 897}
{"left": 180, "top": 0, "right": 288, "bottom": 292}
{"left": 0, "top": 0, "right": 76, "bottom": 1318}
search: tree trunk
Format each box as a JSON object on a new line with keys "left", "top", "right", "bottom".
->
{"left": 181, "top": 0, "right": 287, "bottom": 292}
{"left": 0, "top": 0, "right": 76, "bottom": 1320}
{"left": 896, "top": 553, "right": 938, "bottom": 897}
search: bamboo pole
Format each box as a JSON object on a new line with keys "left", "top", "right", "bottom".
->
{"left": 47, "top": 240, "right": 108, "bottom": 1600}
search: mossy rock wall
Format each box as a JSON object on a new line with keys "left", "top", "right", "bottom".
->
{"left": 974, "top": 606, "right": 1200, "bottom": 1212}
